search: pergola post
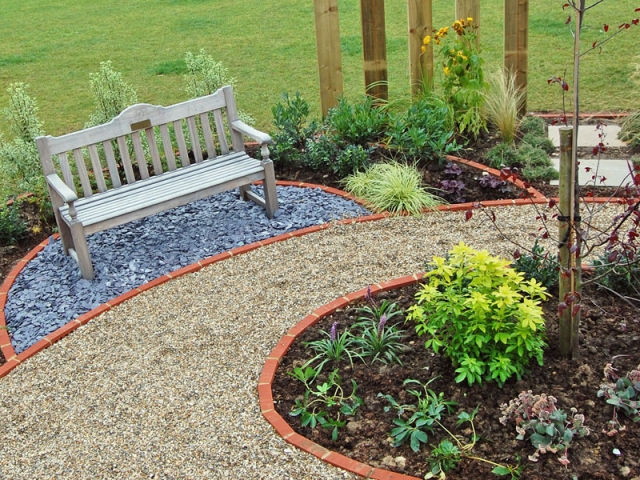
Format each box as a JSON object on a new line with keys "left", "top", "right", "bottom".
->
{"left": 360, "top": 0, "right": 388, "bottom": 100}
{"left": 504, "top": 0, "right": 529, "bottom": 115}
{"left": 407, "top": 0, "right": 433, "bottom": 96}
{"left": 314, "top": 0, "right": 343, "bottom": 116}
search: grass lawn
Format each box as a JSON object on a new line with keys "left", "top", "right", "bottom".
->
{"left": 0, "top": 0, "right": 638, "bottom": 136}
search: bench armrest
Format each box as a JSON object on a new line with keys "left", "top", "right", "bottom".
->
{"left": 46, "top": 174, "right": 78, "bottom": 203}
{"left": 231, "top": 120, "right": 272, "bottom": 145}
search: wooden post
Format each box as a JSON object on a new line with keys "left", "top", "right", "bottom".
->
{"left": 558, "top": 127, "right": 581, "bottom": 359}
{"left": 455, "top": 0, "right": 480, "bottom": 41}
{"left": 407, "top": 0, "right": 433, "bottom": 96}
{"left": 504, "top": 0, "right": 529, "bottom": 115}
{"left": 360, "top": 0, "right": 388, "bottom": 100}
{"left": 314, "top": 0, "right": 343, "bottom": 116}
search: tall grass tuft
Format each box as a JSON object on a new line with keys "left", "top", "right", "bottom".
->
{"left": 344, "top": 162, "right": 445, "bottom": 216}
{"left": 482, "top": 70, "right": 525, "bottom": 145}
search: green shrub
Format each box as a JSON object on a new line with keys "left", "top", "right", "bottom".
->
{"left": 184, "top": 49, "right": 234, "bottom": 99}
{"left": 386, "top": 94, "right": 459, "bottom": 163}
{"left": 0, "top": 199, "right": 27, "bottom": 246}
{"left": 270, "top": 91, "right": 320, "bottom": 166}
{"left": 519, "top": 116, "right": 546, "bottom": 137}
{"left": 344, "top": 162, "right": 445, "bottom": 215}
{"left": 334, "top": 144, "right": 371, "bottom": 177}
{"left": 407, "top": 242, "right": 548, "bottom": 386}
{"left": 326, "top": 96, "right": 388, "bottom": 147}
{"left": 86, "top": 61, "right": 138, "bottom": 127}
{"left": 0, "top": 83, "right": 46, "bottom": 201}
{"left": 592, "top": 251, "right": 640, "bottom": 299}
{"left": 521, "top": 133, "right": 556, "bottom": 155}
{"left": 485, "top": 142, "right": 519, "bottom": 169}
{"left": 512, "top": 240, "right": 559, "bottom": 290}
{"left": 482, "top": 69, "right": 524, "bottom": 144}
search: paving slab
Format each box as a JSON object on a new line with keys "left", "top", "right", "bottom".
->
{"left": 548, "top": 124, "right": 626, "bottom": 148}
{"left": 549, "top": 157, "right": 636, "bottom": 187}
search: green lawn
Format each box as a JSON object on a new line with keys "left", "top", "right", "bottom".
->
{"left": 0, "top": 0, "right": 638, "bottom": 136}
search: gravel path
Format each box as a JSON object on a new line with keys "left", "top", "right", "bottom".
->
{"left": 0, "top": 203, "right": 628, "bottom": 479}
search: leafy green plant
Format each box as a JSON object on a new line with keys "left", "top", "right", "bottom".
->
{"left": 334, "top": 144, "right": 371, "bottom": 177}
{"left": 482, "top": 69, "right": 525, "bottom": 144}
{"left": 593, "top": 250, "right": 640, "bottom": 300}
{"left": 303, "top": 321, "right": 361, "bottom": 375}
{"left": 519, "top": 116, "right": 546, "bottom": 137}
{"left": 385, "top": 93, "right": 459, "bottom": 163}
{"left": 512, "top": 240, "right": 560, "bottom": 290}
{"left": 288, "top": 366, "right": 363, "bottom": 440}
{"left": 379, "top": 378, "right": 457, "bottom": 452}
{"left": 344, "top": 162, "right": 446, "bottom": 215}
{"left": 184, "top": 49, "right": 234, "bottom": 99}
{"left": 407, "top": 242, "right": 548, "bottom": 386}
{"left": 0, "top": 199, "right": 27, "bottom": 246}
{"left": 0, "top": 83, "right": 47, "bottom": 201}
{"left": 270, "top": 91, "right": 320, "bottom": 166}
{"left": 521, "top": 133, "right": 555, "bottom": 155}
{"left": 499, "top": 391, "right": 590, "bottom": 466}
{"left": 426, "top": 18, "right": 487, "bottom": 139}
{"left": 620, "top": 110, "right": 640, "bottom": 149}
{"left": 485, "top": 142, "right": 520, "bottom": 169}
{"left": 598, "top": 362, "right": 640, "bottom": 435}
{"left": 326, "top": 96, "right": 388, "bottom": 147}
{"left": 86, "top": 61, "right": 138, "bottom": 127}
{"left": 427, "top": 440, "right": 462, "bottom": 477}
{"left": 353, "top": 292, "right": 406, "bottom": 365}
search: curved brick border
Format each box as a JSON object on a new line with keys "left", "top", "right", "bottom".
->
{"left": 259, "top": 273, "right": 425, "bottom": 480}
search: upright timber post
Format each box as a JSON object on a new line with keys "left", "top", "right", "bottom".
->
{"left": 360, "top": 0, "right": 388, "bottom": 100}
{"left": 558, "top": 127, "right": 582, "bottom": 359}
{"left": 504, "top": 0, "right": 529, "bottom": 115}
{"left": 314, "top": 0, "right": 343, "bottom": 116}
{"left": 407, "top": 0, "right": 433, "bottom": 96}
{"left": 455, "top": 0, "right": 480, "bottom": 42}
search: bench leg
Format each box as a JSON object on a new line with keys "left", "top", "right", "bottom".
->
{"left": 70, "top": 222, "right": 95, "bottom": 280}
{"left": 239, "top": 184, "right": 250, "bottom": 201}
{"left": 55, "top": 211, "right": 74, "bottom": 256}
{"left": 262, "top": 159, "right": 279, "bottom": 219}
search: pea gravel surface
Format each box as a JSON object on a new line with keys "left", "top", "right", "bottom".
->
{"left": 0, "top": 203, "right": 629, "bottom": 479}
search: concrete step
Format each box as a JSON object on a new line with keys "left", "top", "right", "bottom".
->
{"left": 548, "top": 124, "right": 626, "bottom": 148}
{"left": 549, "top": 158, "right": 636, "bottom": 187}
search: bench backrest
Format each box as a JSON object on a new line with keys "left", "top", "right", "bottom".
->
{"left": 36, "top": 85, "right": 246, "bottom": 198}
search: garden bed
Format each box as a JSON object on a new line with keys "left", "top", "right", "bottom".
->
{"left": 272, "top": 281, "right": 640, "bottom": 480}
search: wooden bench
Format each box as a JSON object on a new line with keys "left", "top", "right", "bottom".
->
{"left": 36, "top": 85, "right": 279, "bottom": 280}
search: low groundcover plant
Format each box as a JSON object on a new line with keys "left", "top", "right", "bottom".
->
{"left": 407, "top": 242, "right": 548, "bottom": 386}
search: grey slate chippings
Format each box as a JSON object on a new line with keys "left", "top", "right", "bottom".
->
{"left": 4, "top": 185, "right": 369, "bottom": 354}
{"left": 0, "top": 203, "right": 629, "bottom": 479}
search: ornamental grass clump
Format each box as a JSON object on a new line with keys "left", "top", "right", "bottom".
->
{"left": 344, "top": 162, "right": 445, "bottom": 216}
{"left": 407, "top": 242, "right": 548, "bottom": 387}
{"left": 482, "top": 69, "right": 525, "bottom": 145}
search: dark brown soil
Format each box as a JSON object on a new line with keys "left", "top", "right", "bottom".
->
{"left": 272, "top": 282, "right": 640, "bottom": 480}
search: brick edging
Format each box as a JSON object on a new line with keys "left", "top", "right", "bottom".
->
{"left": 259, "top": 274, "right": 425, "bottom": 480}
{"left": 0, "top": 179, "right": 634, "bottom": 380}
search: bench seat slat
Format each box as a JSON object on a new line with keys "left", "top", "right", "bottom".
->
{"left": 58, "top": 154, "right": 264, "bottom": 231}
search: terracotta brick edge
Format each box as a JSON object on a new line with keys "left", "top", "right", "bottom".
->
{"left": 259, "top": 273, "right": 426, "bottom": 479}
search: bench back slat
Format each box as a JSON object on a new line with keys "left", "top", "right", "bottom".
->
{"left": 200, "top": 112, "right": 216, "bottom": 160}
{"left": 73, "top": 148, "right": 93, "bottom": 197}
{"left": 186, "top": 116, "right": 202, "bottom": 162}
{"left": 213, "top": 109, "right": 229, "bottom": 155}
{"left": 116, "top": 135, "right": 136, "bottom": 184}
{"left": 172, "top": 120, "right": 188, "bottom": 167}
{"left": 159, "top": 124, "right": 177, "bottom": 171}
{"left": 131, "top": 130, "right": 150, "bottom": 180}
{"left": 87, "top": 144, "right": 108, "bottom": 192}
{"left": 58, "top": 152, "right": 77, "bottom": 194}
{"left": 144, "top": 127, "right": 163, "bottom": 175}
{"left": 103, "top": 140, "right": 122, "bottom": 188}
{"left": 36, "top": 85, "right": 246, "bottom": 199}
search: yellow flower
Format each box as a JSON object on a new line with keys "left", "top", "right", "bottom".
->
{"left": 457, "top": 51, "right": 468, "bottom": 61}
{"left": 467, "top": 17, "right": 473, "bottom": 23}
{"left": 423, "top": 35, "right": 431, "bottom": 45}
{"left": 421, "top": 45, "right": 426, "bottom": 53}
{"left": 443, "top": 66, "right": 451, "bottom": 76}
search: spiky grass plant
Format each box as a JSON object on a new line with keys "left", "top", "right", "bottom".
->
{"left": 620, "top": 111, "right": 640, "bottom": 149}
{"left": 344, "top": 162, "right": 445, "bottom": 216}
{"left": 482, "top": 70, "right": 525, "bottom": 145}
